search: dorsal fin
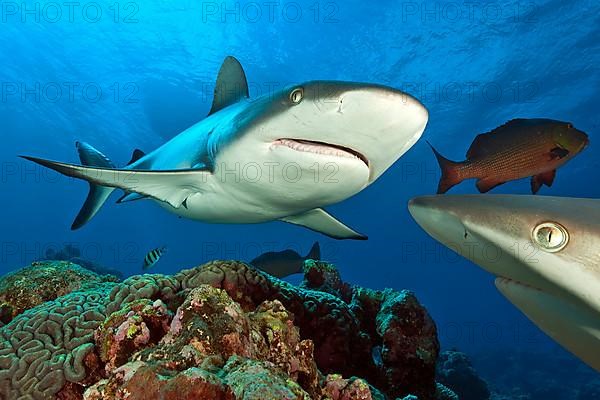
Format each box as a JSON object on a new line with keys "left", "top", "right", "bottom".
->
{"left": 127, "top": 149, "right": 146, "bottom": 165}
{"left": 208, "top": 56, "right": 249, "bottom": 115}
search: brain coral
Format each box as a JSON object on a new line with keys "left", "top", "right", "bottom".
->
{"left": 0, "top": 285, "right": 111, "bottom": 399}
{"left": 0, "top": 271, "right": 181, "bottom": 400}
{"left": 0, "top": 259, "right": 446, "bottom": 400}
{"left": 0, "top": 261, "right": 118, "bottom": 324}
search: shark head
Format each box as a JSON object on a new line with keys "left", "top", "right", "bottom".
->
{"left": 241, "top": 81, "right": 428, "bottom": 182}
{"left": 408, "top": 195, "right": 600, "bottom": 371}
{"left": 209, "top": 80, "right": 428, "bottom": 212}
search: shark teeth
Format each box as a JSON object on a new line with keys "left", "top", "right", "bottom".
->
{"left": 273, "top": 139, "right": 369, "bottom": 166}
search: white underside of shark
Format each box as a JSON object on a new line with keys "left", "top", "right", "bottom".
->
{"left": 23, "top": 56, "right": 429, "bottom": 239}
{"left": 409, "top": 195, "right": 600, "bottom": 372}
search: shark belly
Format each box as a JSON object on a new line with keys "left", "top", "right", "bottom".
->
{"left": 160, "top": 144, "right": 371, "bottom": 223}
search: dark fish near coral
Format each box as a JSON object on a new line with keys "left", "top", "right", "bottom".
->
{"left": 428, "top": 119, "right": 589, "bottom": 194}
{"left": 250, "top": 242, "right": 320, "bottom": 278}
{"left": 142, "top": 246, "right": 167, "bottom": 270}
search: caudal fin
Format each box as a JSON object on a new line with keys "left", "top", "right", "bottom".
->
{"left": 427, "top": 141, "right": 462, "bottom": 194}
{"left": 306, "top": 241, "right": 321, "bottom": 261}
{"left": 71, "top": 142, "right": 116, "bottom": 230}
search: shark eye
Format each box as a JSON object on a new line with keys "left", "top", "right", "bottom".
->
{"left": 532, "top": 222, "right": 569, "bottom": 252}
{"left": 289, "top": 87, "right": 304, "bottom": 104}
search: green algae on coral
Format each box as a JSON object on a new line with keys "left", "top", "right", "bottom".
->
{"left": 0, "top": 260, "right": 118, "bottom": 324}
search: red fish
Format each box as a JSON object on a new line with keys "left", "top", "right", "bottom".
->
{"left": 429, "top": 119, "right": 589, "bottom": 194}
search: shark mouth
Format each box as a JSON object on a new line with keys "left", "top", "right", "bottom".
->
{"left": 273, "top": 139, "right": 369, "bottom": 167}
{"left": 496, "top": 277, "right": 542, "bottom": 292}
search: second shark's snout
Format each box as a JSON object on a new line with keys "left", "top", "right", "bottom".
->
{"left": 408, "top": 196, "right": 467, "bottom": 245}
{"left": 408, "top": 195, "right": 561, "bottom": 291}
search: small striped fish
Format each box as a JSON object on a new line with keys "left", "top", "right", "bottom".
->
{"left": 142, "top": 246, "right": 167, "bottom": 270}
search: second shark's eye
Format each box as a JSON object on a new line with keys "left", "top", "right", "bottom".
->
{"left": 532, "top": 222, "right": 569, "bottom": 252}
{"left": 289, "top": 87, "right": 304, "bottom": 104}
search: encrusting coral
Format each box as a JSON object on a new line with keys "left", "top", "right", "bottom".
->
{"left": 0, "top": 261, "right": 118, "bottom": 325}
{"left": 0, "top": 258, "right": 450, "bottom": 400}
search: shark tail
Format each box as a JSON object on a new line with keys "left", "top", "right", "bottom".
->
{"left": 427, "top": 141, "right": 462, "bottom": 194}
{"left": 71, "top": 142, "right": 116, "bottom": 230}
{"left": 306, "top": 241, "right": 321, "bottom": 261}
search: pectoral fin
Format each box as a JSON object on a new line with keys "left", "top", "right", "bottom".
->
{"left": 117, "top": 192, "right": 148, "bottom": 204}
{"left": 531, "top": 170, "right": 556, "bottom": 194}
{"left": 281, "top": 208, "right": 367, "bottom": 240}
{"left": 21, "top": 156, "right": 209, "bottom": 209}
{"left": 550, "top": 146, "right": 569, "bottom": 160}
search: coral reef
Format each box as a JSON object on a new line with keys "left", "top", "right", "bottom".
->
{"left": 95, "top": 298, "right": 172, "bottom": 371}
{"left": 176, "top": 260, "right": 440, "bottom": 398}
{"left": 0, "top": 284, "right": 112, "bottom": 399}
{"left": 301, "top": 259, "right": 353, "bottom": 302}
{"left": 435, "top": 383, "right": 459, "bottom": 400}
{"left": 0, "top": 261, "right": 118, "bottom": 324}
{"left": 0, "top": 259, "right": 450, "bottom": 400}
{"left": 436, "top": 350, "right": 490, "bottom": 400}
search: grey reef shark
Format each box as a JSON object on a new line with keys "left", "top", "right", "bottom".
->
{"left": 22, "top": 56, "right": 429, "bottom": 239}
{"left": 409, "top": 194, "right": 600, "bottom": 372}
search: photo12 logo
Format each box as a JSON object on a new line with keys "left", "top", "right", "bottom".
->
{"left": 400, "top": 1, "right": 538, "bottom": 24}
{"left": 1, "top": 2, "right": 139, "bottom": 23}
{"left": 399, "top": 80, "right": 540, "bottom": 105}
{"left": 1, "top": 82, "right": 139, "bottom": 104}
{"left": 199, "top": 1, "right": 339, "bottom": 23}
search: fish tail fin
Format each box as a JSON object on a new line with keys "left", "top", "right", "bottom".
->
{"left": 427, "top": 141, "right": 462, "bottom": 194}
{"left": 71, "top": 142, "right": 116, "bottom": 230}
{"left": 306, "top": 241, "right": 321, "bottom": 261}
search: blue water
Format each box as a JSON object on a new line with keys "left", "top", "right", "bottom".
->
{"left": 1, "top": 0, "right": 599, "bottom": 392}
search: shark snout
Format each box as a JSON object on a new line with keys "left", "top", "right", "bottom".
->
{"left": 324, "top": 84, "right": 429, "bottom": 183}
{"left": 409, "top": 195, "right": 570, "bottom": 293}
{"left": 368, "top": 87, "right": 429, "bottom": 132}
{"left": 408, "top": 196, "right": 467, "bottom": 247}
